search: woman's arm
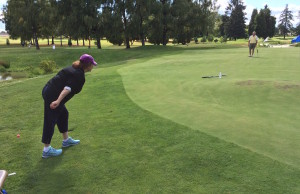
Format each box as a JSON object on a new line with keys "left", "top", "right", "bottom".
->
{"left": 50, "top": 88, "right": 71, "bottom": 109}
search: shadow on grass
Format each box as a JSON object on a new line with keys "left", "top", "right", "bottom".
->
{"left": 0, "top": 44, "right": 245, "bottom": 73}
{"left": 98, "top": 44, "right": 245, "bottom": 69}
{"left": 21, "top": 156, "right": 65, "bottom": 192}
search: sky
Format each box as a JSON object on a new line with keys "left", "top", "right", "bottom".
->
{"left": 218, "top": 0, "right": 300, "bottom": 26}
{"left": 0, "top": 0, "right": 300, "bottom": 32}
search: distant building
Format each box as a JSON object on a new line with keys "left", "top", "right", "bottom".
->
{"left": 0, "top": 31, "right": 8, "bottom": 36}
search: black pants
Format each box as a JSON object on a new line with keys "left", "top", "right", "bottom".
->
{"left": 42, "top": 85, "right": 68, "bottom": 144}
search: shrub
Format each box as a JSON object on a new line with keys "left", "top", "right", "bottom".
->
{"left": 172, "top": 38, "right": 178, "bottom": 45}
{"left": 208, "top": 35, "right": 214, "bottom": 42}
{"left": 0, "top": 61, "right": 10, "bottom": 69}
{"left": 107, "top": 34, "right": 124, "bottom": 46}
{"left": 295, "top": 43, "right": 300, "bottom": 47}
{"left": 194, "top": 37, "right": 198, "bottom": 44}
{"left": 31, "top": 67, "right": 43, "bottom": 75}
{"left": 220, "top": 36, "right": 227, "bottom": 43}
{"left": 39, "top": 60, "right": 57, "bottom": 74}
{"left": 223, "top": 36, "right": 228, "bottom": 43}
{"left": 201, "top": 36, "right": 207, "bottom": 43}
{"left": 0, "top": 66, "right": 7, "bottom": 73}
{"left": 6, "top": 38, "right": 10, "bottom": 45}
{"left": 214, "top": 39, "right": 218, "bottom": 43}
{"left": 220, "top": 36, "right": 224, "bottom": 43}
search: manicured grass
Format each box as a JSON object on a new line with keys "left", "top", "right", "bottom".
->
{"left": 0, "top": 46, "right": 300, "bottom": 193}
{"left": 119, "top": 46, "right": 300, "bottom": 169}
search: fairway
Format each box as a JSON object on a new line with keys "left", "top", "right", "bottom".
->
{"left": 119, "top": 47, "right": 300, "bottom": 168}
{"left": 0, "top": 45, "right": 300, "bottom": 193}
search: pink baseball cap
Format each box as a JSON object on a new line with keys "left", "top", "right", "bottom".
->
{"left": 80, "top": 54, "right": 97, "bottom": 66}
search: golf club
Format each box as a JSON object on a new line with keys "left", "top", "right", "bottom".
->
{"left": 202, "top": 74, "right": 227, "bottom": 78}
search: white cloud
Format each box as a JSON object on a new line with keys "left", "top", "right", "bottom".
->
{"left": 0, "top": 9, "right": 5, "bottom": 32}
{"left": 270, "top": 4, "right": 300, "bottom": 26}
{"left": 218, "top": 1, "right": 300, "bottom": 26}
{"left": 218, "top": 0, "right": 229, "bottom": 13}
{"left": 217, "top": 0, "right": 254, "bottom": 24}
{"left": 245, "top": 4, "right": 256, "bottom": 24}
{"left": 0, "top": 0, "right": 7, "bottom": 5}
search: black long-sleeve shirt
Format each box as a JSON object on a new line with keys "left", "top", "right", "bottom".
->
{"left": 44, "top": 66, "right": 85, "bottom": 104}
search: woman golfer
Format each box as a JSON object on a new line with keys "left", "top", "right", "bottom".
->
{"left": 41, "top": 54, "right": 97, "bottom": 158}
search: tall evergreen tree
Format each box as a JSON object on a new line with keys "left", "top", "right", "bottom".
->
{"left": 225, "top": 0, "right": 246, "bottom": 40}
{"left": 255, "top": 9, "right": 267, "bottom": 39}
{"left": 267, "top": 15, "right": 276, "bottom": 38}
{"left": 262, "top": 5, "right": 276, "bottom": 38}
{"left": 248, "top": 9, "right": 258, "bottom": 35}
{"left": 251, "top": 5, "right": 276, "bottom": 39}
{"left": 219, "top": 14, "right": 230, "bottom": 36}
{"left": 278, "top": 4, "right": 294, "bottom": 39}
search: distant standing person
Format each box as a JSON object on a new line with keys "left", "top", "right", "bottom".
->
{"left": 41, "top": 54, "right": 97, "bottom": 158}
{"left": 248, "top": 31, "right": 258, "bottom": 57}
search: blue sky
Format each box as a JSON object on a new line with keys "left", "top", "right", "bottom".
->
{"left": 218, "top": 0, "right": 300, "bottom": 26}
{"left": 1, "top": 0, "right": 300, "bottom": 32}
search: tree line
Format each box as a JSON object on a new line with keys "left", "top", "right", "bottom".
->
{"left": 1, "top": 0, "right": 298, "bottom": 50}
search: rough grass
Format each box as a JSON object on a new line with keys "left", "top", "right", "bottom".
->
{"left": 0, "top": 46, "right": 300, "bottom": 193}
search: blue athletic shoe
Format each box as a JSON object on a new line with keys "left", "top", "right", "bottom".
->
{"left": 62, "top": 137, "right": 80, "bottom": 148}
{"left": 42, "top": 146, "right": 62, "bottom": 158}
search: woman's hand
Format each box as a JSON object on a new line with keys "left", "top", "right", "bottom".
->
{"left": 49, "top": 88, "right": 71, "bottom": 110}
{"left": 50, "top": 100, "right": 60, "bottom": 109}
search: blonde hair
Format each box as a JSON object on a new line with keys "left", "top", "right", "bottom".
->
{"left": 72, "top": 60, "right": 93, "bottom": 70}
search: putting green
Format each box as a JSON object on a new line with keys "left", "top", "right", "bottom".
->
{"left": 119, "top": 47, "right": 300, "bottom": 168}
